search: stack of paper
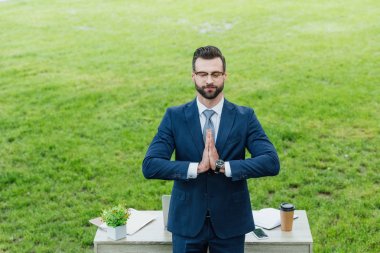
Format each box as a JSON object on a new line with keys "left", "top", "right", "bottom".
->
{"left": 253, "top": 208, "right": 298, "bottom": 230}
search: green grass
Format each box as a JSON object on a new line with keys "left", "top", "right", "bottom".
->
{"left": 0, "top": 0, "right": 379, "bottom": 252}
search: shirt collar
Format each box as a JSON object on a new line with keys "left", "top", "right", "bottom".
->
{"left": 196, "top": 96, "right": 224, "bottom": 116}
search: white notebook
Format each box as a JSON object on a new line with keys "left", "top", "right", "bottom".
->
{"left": 253, "top": 208, "right": 298, "bottom": 230}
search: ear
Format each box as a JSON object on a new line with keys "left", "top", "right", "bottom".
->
{"left": 191, "top": 72, "right": 196, "bottom": 81}
{"left": 223, "top": 72, "right": 228, "bottom": 81}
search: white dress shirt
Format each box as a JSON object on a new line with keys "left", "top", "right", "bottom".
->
{"left": 187, "top": 97, "right": 232, "bottom": 178}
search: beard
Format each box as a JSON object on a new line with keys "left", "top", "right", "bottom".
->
{"left": 195, "top": 81, "right": 224, "bottom": 100}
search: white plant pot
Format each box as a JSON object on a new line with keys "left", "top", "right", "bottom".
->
{"left": 107, "top": 224, "right": 126, "bottom": 240}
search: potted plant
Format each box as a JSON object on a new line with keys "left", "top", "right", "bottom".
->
{"left": 101, "top": 204, "right": 131, "bottom": 240}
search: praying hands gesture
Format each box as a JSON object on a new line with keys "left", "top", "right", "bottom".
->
{"left": 198, "top": 130, "right": 224, "bottom": 174}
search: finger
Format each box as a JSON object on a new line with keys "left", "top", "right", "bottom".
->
{"left": 210, "top": 136, "right": 215, "bottom": 146}
{"left": 206, "top": 129, "right": 212, "bottom": 147}
{"left": 207, "top": 129, "right": 212, "bottom": 139}
{"left": 209, "top": 133, "right": 215, "bottom": 147}
{"left": 210, "top": 144, "right": 215, "bottom": 153}
{"left": 203, "top": 145, "right": 209, "bottom": 159}
{"left": 209, "top": 139, "right": 218, "bottom": 158}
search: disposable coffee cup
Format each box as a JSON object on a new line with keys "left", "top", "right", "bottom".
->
{"left": 162, "top": 195, "right": 171, "bottom": 230}
{"left": 280, "top": 203, "right": 295, "bottom": 231}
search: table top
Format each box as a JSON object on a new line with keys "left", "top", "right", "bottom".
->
{"left": 94, "top": 210, "right": 313, "bottom": 245}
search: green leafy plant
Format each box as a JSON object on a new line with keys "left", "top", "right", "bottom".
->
{"left": 101, "top": 204, "right": 131, "bottom": 227}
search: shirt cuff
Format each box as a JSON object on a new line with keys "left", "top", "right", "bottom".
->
{"left": 187, "top": 163, "right": 198, "bottom": 179}
{"left": 224, "top": 161, "right": 232, "bottom": 177}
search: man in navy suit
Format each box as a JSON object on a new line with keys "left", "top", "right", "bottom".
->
{"left": 142, "top": 46, "right": 280, "bottom": 253}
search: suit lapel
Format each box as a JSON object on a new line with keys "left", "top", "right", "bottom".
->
{"left": 216, "top": 99, "right": 236, "bottom": 158}
{"left": 184, "top": 99, "right": 204, "bottom": 158}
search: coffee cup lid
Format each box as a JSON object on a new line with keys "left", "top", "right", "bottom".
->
{"left": 280, "top": 203, "right": 295, "bottom": 211}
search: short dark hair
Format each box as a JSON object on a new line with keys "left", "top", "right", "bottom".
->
{"left": 192, "top": 46, "right": 226, "bottom": 72}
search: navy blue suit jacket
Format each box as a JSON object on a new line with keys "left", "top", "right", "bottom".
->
{"left": 142, "top": 98, "right": 280, "bottom": 239}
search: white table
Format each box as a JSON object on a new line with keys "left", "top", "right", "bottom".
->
{"left": 93, "top": 210, "right": 313, "bottom": 253}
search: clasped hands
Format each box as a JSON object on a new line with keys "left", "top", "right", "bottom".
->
{"left": 197, "top": 129, "right": 224, "bottom": 174}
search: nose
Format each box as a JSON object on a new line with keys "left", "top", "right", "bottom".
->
{"left": 206, "top": 74, "right": 213, "bottom": 84}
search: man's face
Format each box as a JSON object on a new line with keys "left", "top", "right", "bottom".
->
{"left": 192, "top": 58, "right": 226, "bottom": 100}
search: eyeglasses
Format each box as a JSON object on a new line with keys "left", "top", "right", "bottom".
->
{"left": 194, "top": 71, "right": 225, "bottom": 81}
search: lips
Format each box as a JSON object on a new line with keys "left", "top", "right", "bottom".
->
{"left": 204, "top": 86, "right": 216, "bottom": 92}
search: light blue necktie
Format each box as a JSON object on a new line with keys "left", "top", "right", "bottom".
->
{"left": 203, "top": 109, "right": 216, "bottom": 142}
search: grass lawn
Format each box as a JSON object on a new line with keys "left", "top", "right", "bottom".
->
{"left": 0, "top": 0, "right": 379, "bottom": 252}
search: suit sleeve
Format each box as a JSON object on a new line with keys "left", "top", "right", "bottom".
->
{"left": 142, "top": 109, "right": 190, "bottom": 180}
{"left": 229, "top": 110, "right": 280, "bottom": 181}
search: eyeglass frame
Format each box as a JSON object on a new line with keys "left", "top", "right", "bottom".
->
{"left": 193, "top": 71, "right": 225, "bottom": 81}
